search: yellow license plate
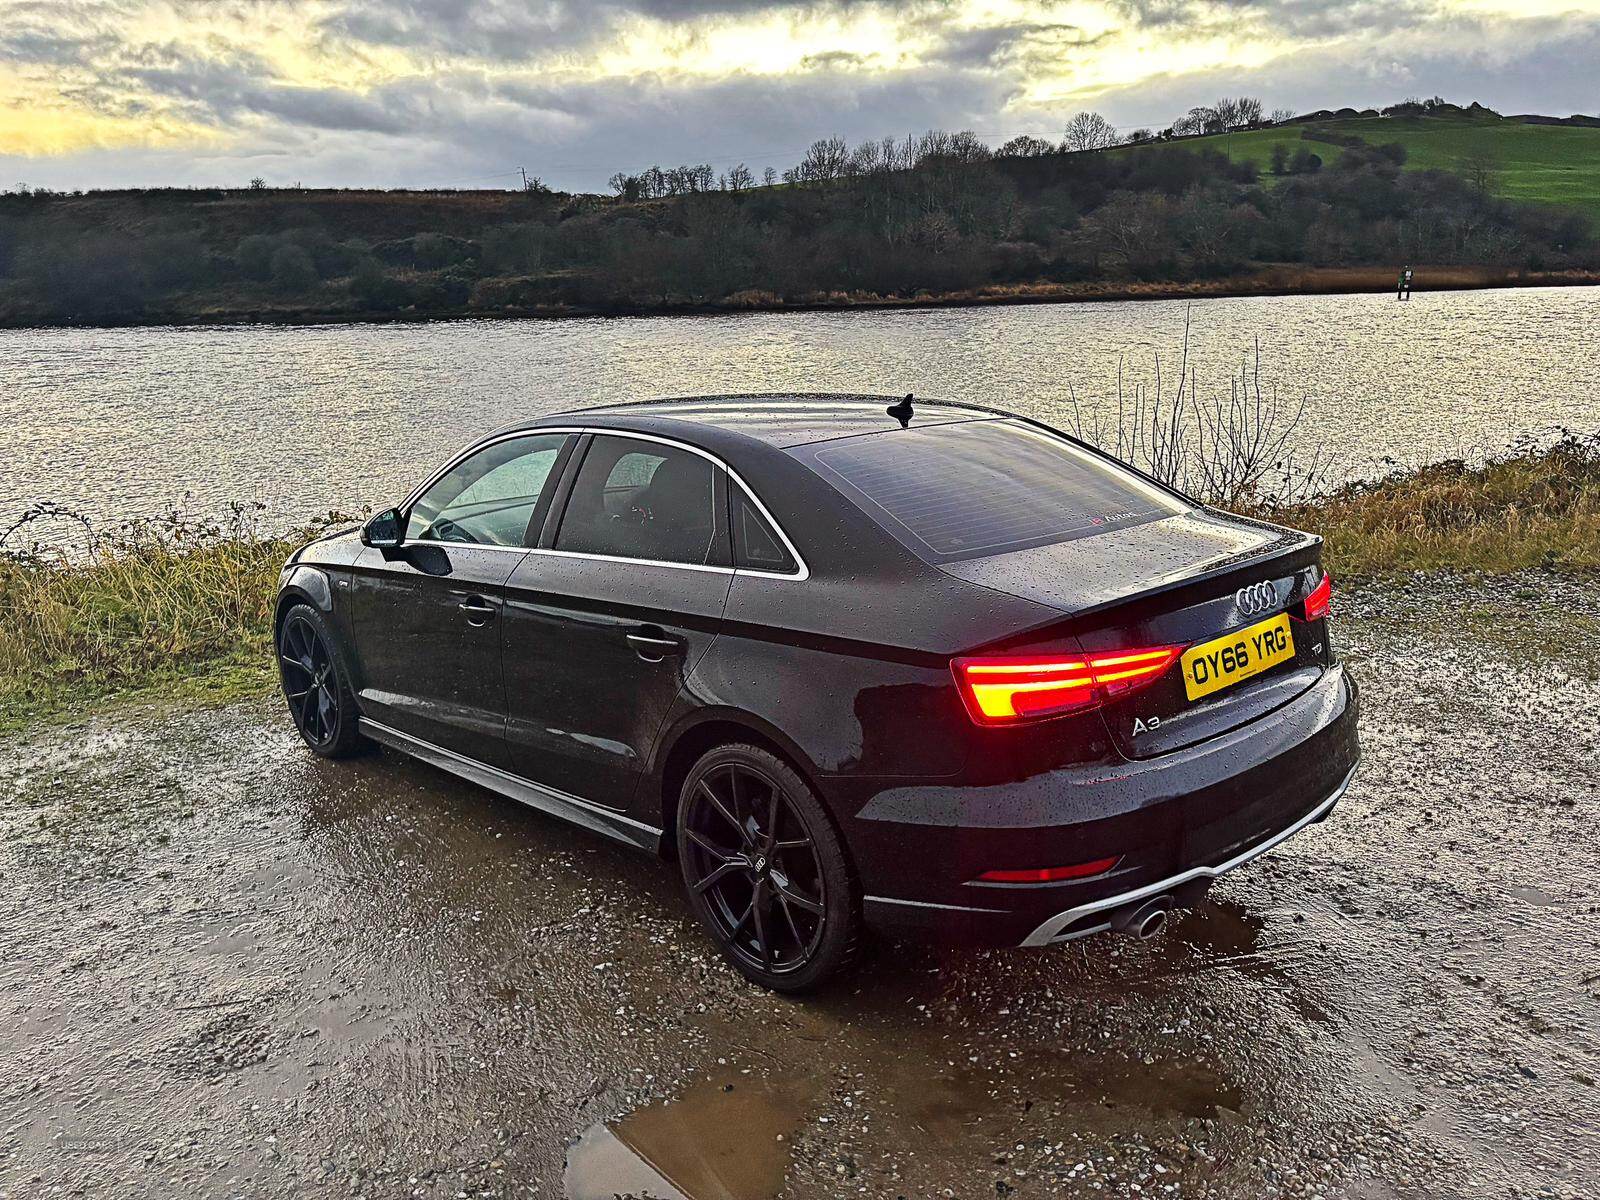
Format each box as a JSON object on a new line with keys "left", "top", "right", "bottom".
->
{"left": 1181, "top": 613, "right": 1295, "bottom": 701}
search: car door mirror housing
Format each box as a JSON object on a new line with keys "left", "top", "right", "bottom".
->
{"left": 361, "top": 507, "right": 404, "bottom": 548}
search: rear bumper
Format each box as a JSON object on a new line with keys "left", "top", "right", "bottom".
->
{"left": 1016, "top": 761, "right": 1354, "bottom": 945}
{"left": 852, "top": 662, "right": 1360, "bottom": 947}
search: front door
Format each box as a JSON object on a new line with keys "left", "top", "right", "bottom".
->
{"left": 501, "top": 433, "right": 733, "bottom": 808}
{"left": 349, "top": 431, "right": 573, "bottom": 767}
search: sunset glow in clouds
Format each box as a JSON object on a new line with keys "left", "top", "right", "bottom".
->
{"left": 3, "top": 0, "right": 1599, "bottom": 189}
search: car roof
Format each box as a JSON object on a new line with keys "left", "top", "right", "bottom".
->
{"left": 526, "top": 394, "right": 999, "bottom": 449}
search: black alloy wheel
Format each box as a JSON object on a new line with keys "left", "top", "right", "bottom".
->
{"left": 677, "top": 744, "right": 859, "bottom": 992}
{"left": 277, "top": 603, "right": 365, "bottom": 758}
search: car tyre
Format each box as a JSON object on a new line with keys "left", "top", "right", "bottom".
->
{"left": 277, "top": 602, "right": 368, "bottom": 759}
{"left": 676, "top": 743, "right": 860, "bottom": 993}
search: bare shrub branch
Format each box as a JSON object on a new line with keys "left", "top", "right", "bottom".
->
{"left": 1067, "top": 311, "right": 1329, "bottom": 507}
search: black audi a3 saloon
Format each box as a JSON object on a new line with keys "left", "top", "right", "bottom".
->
{"left": 276, "top": 395, "right": 1359, "bottom": 991}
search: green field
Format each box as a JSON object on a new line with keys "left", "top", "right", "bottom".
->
{"left": 1132, "top": 115, "right": 1600, "bottom": 223}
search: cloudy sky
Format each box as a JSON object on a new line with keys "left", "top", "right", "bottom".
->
{"left": 3, "top": 0, "right": 1599, "bottom": 192}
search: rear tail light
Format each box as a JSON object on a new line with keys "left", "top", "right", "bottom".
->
{"left": 1301, "top": 573, "right": 1333, "bottom": 622}
{"left": 976, "top": 856, "right": 1122, "bottom": 883}
{"left": 952, "top": 645, "right": 1182, "bottom": 725}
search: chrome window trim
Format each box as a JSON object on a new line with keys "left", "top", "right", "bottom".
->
{"left": 525, "top": 546, "right": 734, "bottom": 576}
{"left": 401, "top": 428, "right": 582, "bottom": 513}
{"left": 411, "top": 542, "right": 528, "bottom": 556}
{"left": 395, "top": 425, "right": 809, "bottom": 580}
{"left": 399, "top": 428, "right": 573, "bottom": 553}
{"left": 727, "top": 475, "right": 808, "bottom": 580}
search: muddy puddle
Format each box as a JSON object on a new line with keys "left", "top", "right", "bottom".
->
{"left": 564, "top": 1070, "right": 809, "bottom": 1199}
{"left": 2, "top": 576, "right": 1597, "bottom": 1199}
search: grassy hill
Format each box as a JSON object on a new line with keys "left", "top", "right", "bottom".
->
{"left": 2, "top": 108, "right": 1597, "bottom": 328}
{"left": 1143, "top": 114, "right": 1600, "bottom": 223}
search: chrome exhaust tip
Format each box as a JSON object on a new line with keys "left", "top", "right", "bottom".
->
{"left": 1110, "top": 897, "right": 1172, "bottom": 940}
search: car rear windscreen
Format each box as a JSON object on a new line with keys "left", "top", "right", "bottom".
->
{"left": 802, "top": 419, "right": 1188, "bottom": 563}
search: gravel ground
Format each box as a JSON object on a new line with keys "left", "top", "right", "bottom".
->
{"left": 1, "top": 577, "right": 1597, "bottom": 1200}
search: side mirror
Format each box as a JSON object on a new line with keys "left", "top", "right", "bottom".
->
{"left": 361, "top": 507, "right": 404, "bottom": 548}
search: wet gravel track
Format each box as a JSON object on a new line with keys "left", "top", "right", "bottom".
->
{"left": 1, "top": 578, "right": 1597, "bottom": 1200}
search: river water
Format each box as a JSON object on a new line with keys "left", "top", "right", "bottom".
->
{"left": 3, "top": 285, "right": 1596, "bottom": 545}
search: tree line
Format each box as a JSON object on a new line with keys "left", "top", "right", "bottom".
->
{"left": 0, "top": 102, "right": 1591, "bottom": 323}
{"left": 595, "top": 94, "right": 1532, "bottom": 205}
{"left": 604, "top": 103, "right": 1283, "bottom": 200}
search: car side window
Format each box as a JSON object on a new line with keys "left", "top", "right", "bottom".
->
{"left": 555, "top": 436, "right": 719, "bottom": 566}
{"left": 731, "top": 486, "right": 798, "bottom": 574}
{"left": 408, "top": 433, "right": 567, "bottom": 547}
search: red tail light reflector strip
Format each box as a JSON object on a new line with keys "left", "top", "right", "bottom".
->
{"left": 953, "top": 645, "right": 1182, "bottom": 724}
{"left": 976, "top": 856, "right": 1122, "bottom": 884}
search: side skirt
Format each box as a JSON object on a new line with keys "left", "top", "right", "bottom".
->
{"left": 359, "top": 717, "right": 663, "bottom": 854}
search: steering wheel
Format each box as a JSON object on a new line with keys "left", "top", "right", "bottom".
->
{"left": 428, "top": 517, "right": 475, "bottom": 544}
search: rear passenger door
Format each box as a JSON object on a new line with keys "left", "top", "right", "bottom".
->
{"left": 500, "top": 434, "right": 733, "bottom": 808}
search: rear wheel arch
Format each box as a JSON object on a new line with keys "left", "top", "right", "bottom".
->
{"left": 674, "top": 741, "right": 862, "bottom": 991}
{"left": 653, "top": 713, "right": 827, "bottom": 860}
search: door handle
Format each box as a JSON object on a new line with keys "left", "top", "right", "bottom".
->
{"left": 458, "top": 596, "right": 497, "bottom": 626}
{"left": 627, "top": 630, "right": 683, "bottom": 662}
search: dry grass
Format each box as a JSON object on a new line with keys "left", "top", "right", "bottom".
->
{"left": 2, "top": 434, "right": 1595, "bottom": 728}
{"left": 1260, "top": 434, "right": 1600, "bottom": 577}
{"left": 0, "top": 504, "right": 349, "bottom": 726}
{"left": 1063, "top": 321, "right": 1600, "bottom": 576}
